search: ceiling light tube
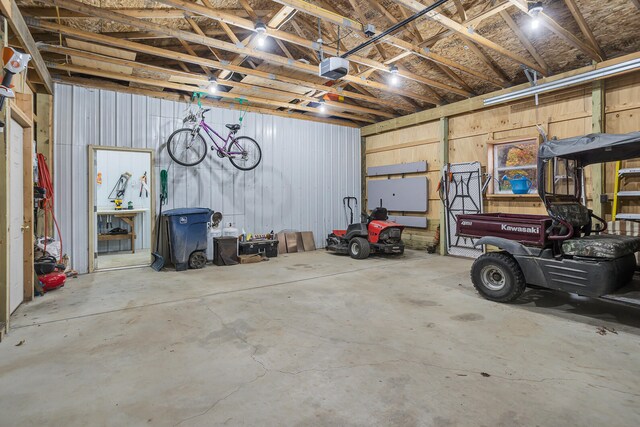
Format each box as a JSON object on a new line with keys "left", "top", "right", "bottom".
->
{"left": 483, "top": 58, "right": 640, "bottom": 107}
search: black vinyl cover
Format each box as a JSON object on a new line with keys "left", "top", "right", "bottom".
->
{"left": 538, "top": 132, "right": 640, "bottom": 165}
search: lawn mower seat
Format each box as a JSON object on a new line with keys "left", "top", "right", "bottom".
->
{"left": 548, "top": 201, "right": 640, "bottom": 258}
{"left": 370, "top": 207, "right": 388, "bottom": 221}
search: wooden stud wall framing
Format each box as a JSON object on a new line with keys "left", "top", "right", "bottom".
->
{"left": 0, "top": 9, "right": 43, "bottom": 336}
{"left": 364, "top": 71, "right": 640, "bottom": 250}
{"left": 0, "top": 71, "right": 36, "bottom": 335}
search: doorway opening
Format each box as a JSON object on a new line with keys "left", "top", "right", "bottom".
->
{"left": 88, "top": 146, "right": 154, "bottom": 272}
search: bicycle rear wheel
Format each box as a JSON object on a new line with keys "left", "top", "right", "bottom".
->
{"left": 167, "top": 128, "right": 208, "bottom": 167}
{"left": 228, "top": 136, "right": 262, "bottom": 171}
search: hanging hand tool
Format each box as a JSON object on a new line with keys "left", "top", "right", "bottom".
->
{"left": 139, "top": 171, "right": 149, "bottom": 197}
{"left": 108, "top": 172, "right": 132, "bottom": 201}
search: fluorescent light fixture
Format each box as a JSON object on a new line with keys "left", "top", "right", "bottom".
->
{"left": 483, "top": 58, "right": 640, "bottom": 106}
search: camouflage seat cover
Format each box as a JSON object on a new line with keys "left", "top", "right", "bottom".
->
{"left": 562, "top": 234, "right": 640, "bottom": 258}
{"left": 547, "top": 203, "right": 590, "bottom": 228}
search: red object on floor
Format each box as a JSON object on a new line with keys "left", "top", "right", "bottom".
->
{"left": 39, "top": 272, "right": 66, "bottom": 292}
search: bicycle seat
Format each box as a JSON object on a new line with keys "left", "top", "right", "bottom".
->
{"left": 226, "top": 124, "right": 241, "bottom": 131}
{"left": 202, "top": 108, "right": 211, "bottom": 113}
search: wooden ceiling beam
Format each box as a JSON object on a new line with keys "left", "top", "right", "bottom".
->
{"left": 499, "top": 10, "right": 550, "bottom": 74}
{"left": 237, "top": 0, "right": 259, "bottom": 21}
{"left": 216, "top": 6, "right": 298, "bottom": 79}
{"left": 270, "top": 0, "right": 501, "bottom": 88}
{"left": 459, "top": 37, "right": 511, "bottom": 83}
{"left": 41, "top": 44, "right": 396, "bottom": 119}
{"left": 465, "top": 1, "right": 512, "bottom": 28}
{"left": 1, "top": 0, "right": 52, "bottom": 93}
{"left": 274, "top": 0, "right": 505, "bottom": 88}
{"left": 507, "top": 0, "right": 603, "bottom": 62}
{"left": 373, "top": 43, "right": 443, "bottom": 106}
{"left": 268, "top": 6, "right": 297, "bottom": 29}
{"left": 156, "top": 0, "right": 470, "bottom": 96}
{"left": 28, "top": 20, "right": 407, "bottom": 111}
{"left": 452, "top": 0, "right": 467, "bottom": 21}
{"left": 47, "top": 62, "right": 376, "bottom": 123}
{"left": 433, "top": 62, "right": 475, "bottom": 94}
{"left": 562, "top": 0, "right": 606, "bottom": 60}
{"left": 288, "top": 19, "right": 320, "bottom": 62}
{"left": 54, "top": 75, "right": 359, "bottom": 128}
{"left": 388, "top": 0, "right": 546, "bottom": 74}
{"left": 178, "top": 39, "right": 214, "bottom": 76}
{"left": 368, "top": 0, "right": 476, "bottom": 94}
{"left": 185, "top": 17, "right": 223, "bottom": 61}
{"left": 20, "top": 7, "right": 271, "bottom": 20}
{"left": 366, "top": 0, "right": 401, "bottom": 25}
{"left": 45, "top": 0, "right": 444, "bottom": 100}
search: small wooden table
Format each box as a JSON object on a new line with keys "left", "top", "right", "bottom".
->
{"left": 97, "top": 208, "right": 148, "bottom": 254}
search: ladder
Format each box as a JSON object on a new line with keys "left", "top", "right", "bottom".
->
{"left": 612, "top": 161, "right": 640, "bottom": 221}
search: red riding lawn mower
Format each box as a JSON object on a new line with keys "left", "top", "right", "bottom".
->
{"left": 326, "top": 197, "right": 405, "bottom": 259}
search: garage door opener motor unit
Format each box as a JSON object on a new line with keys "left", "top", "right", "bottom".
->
{"left": 317, "top": 0, "right": 449, "bottom": 80}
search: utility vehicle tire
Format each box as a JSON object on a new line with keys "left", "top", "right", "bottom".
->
{"left": 349, "top": 237, "right": 370, "bottom": 259}
{"left": 470, "top": 252, "right": 526, "bottom": 303}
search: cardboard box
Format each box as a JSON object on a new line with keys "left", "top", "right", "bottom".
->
{"left": 238, "top": 254, "right": 264, "bottom": 264}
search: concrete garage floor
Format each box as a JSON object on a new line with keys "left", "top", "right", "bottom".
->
{"left": 1, "top": 250, "right": 640, "bottom": 426}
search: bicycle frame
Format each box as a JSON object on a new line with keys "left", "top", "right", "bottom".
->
{"left": 197, "top": 119, "right": 244, "bottom": 156}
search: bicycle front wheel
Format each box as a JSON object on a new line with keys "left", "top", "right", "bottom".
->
{"left": 228, "top": 136, "right": 262, "bottom": 171}
{"left": 167, "top": 128, "right": 208, "bottom": 167}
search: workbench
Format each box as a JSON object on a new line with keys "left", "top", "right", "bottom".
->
{"left": 97, "top": 208, "right": 148, "bottom": 254}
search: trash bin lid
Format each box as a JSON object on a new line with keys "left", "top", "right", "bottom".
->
{"left": 163, "top": 208, "right": 212, "bottom": 216}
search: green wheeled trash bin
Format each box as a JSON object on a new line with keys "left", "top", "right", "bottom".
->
{"left": 163, "top": 208, "right": 211, "bottom": 271}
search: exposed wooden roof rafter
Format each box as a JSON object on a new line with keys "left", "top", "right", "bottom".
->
{"left": 506, "top": 0, "right": 603, "bottom": 62}
{"left": 53, "top": 75, "right": 360, "bottom": 128}
{"left": 27, "top": 19, "right": 413, "bottom": 112}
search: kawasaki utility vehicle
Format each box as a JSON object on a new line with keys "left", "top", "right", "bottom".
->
{"left": 457, "top": 132, "right": 640, "bottom": 304}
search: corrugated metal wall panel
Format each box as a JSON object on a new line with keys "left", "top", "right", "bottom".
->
{"left": 54, "top": 83, "right": 361, "bottom": 273}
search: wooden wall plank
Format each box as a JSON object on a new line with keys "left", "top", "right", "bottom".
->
{"left": 365, "top": 71, "right": 640, "bottom": 249}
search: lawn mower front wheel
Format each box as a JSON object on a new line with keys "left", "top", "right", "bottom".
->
{"left": 349, "top": 237, "right": 371, "bottom": 259}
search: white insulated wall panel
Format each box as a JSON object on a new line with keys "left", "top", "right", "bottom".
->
{"left": 53, "top": 84, "right": 361, "bottom": 273}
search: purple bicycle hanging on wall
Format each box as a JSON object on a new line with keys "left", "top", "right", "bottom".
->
{"left": 167, "top": 107, "right": 262, "bottom": 171}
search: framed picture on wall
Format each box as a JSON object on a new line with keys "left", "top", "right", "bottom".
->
{"left": 487, "top": 135, "right": 542, "bottom": 195}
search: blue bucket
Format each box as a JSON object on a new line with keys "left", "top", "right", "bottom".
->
{"left": 502, "top": 175, "right": 532, "bottom": 194}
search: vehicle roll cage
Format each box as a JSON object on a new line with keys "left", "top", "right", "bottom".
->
{"left": 535, "top": 131, "right": 640, "bottom": 240}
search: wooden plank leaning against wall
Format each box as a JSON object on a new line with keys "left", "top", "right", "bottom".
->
{"left": 364, "top": 70, "right": 640, "bottom": 252}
